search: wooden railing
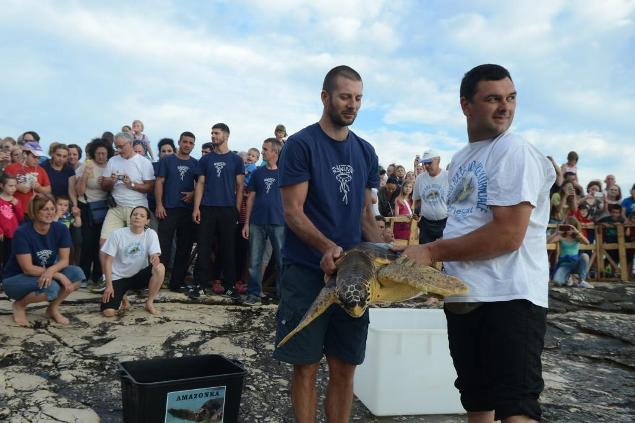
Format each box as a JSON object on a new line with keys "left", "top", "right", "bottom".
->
{"left": 384, "top": 217, "right": 634, "bottom": 282}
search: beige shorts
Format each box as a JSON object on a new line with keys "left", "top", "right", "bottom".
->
{"left": 100, "top": 206, "right": 136, "bottom": 240}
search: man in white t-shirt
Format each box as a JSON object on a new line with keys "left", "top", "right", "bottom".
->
{"left": 100, "top": 132, "right": 156, "bottom": 243}
{"left": 404, "top": 64, "right": 555, "bottom": 422}
{"left": 412, "top": 149, "right": 448, "bottom": 244}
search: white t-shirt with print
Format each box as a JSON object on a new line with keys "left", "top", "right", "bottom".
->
{"left": 443, "top": 131, "right": 556, "bottom": 308}
{"left": 412, "top": 169, "right": 449, "bottom": 221}
{"left": 101, "top": 227, "right": 161, "bottom": 280}
{"left": 103, "top": 154, "right": 155, "bottom": 207}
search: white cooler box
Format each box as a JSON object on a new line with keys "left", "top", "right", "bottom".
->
{"left": 354, "top": 308, "right": 464, "bottom": 416}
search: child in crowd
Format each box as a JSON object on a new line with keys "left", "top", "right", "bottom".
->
{"left": 54, "top": 195, "right": 81, "bottom": 230}
{"left": 548, "top": 216, "right": 593, "bottom": 288}
{"left": 131, "top": 119, "right": 154, "bottom": 160}
{"left": 244, "top": 147, "right": 260, "bottom": 186}
{"left": 597, "top": 204, "right": 625, "bottom": 273}
{"left": 574, "top": 203, "right": 593, "bottom": 242}
{"left": 374, "top": 216, "right": 394, "bottom": 243}
{"left": 393, "top": 180, "right": 417, "bottom": 240}
{"left": 0, "top": 174, "right": 25, "bottom": 268}
{"left": 560, "top": 151, "right": 578, "bottom": 175}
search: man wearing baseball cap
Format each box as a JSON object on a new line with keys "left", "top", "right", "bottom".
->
{"left": 413, "top": 149, "right": 448, "bottom": 244}
{"left": 4, "top": 142, "right": 51, "bottom": 211}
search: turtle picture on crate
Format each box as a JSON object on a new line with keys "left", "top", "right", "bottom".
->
{"left": 165, "top": 385, "right": 225, "bottom": 423}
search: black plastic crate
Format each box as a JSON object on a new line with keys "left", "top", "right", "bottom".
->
{"left": 119, "top": 354, "right": 247, "bottom": 422}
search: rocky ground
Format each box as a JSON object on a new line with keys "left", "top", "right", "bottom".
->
{"left": 0, "top": 282, "right": 634, "bottom": 423}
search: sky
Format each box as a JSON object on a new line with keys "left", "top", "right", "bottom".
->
{"left": 1, "top": 0, "right": 633, "bottom": 190}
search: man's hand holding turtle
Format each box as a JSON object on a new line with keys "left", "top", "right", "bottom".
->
{"left": 320, "top": 244, "right": 343, "bottom": 275}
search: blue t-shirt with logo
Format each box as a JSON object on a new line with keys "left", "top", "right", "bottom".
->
{"left": 279, "top": 123, "right": 379, "bottom": 270}
{"left": 248, "top": 167, "right": 284, "bottom": 226}
{"left": 41, "top": 161, "right": 76, "bottom": 198}
{"left": 157, "top": 155, "right": 198, "bottom": 209}
{"left": 196, "top": 151, "right": 244, "bottom": 207}
{"left": 4, "top": 221, "right": 72, "bottom": 278}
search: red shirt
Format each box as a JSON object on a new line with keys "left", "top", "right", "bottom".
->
{"left": 4, "top": 163, "right": 51, "bottom": 212}
{"left": 0, "top": 197, "right": 24, "bottom": 238}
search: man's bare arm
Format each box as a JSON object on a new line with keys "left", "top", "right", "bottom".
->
{"left": 405, "top": 202, "right": 533, "bottom": 264}
{"left": 282, "top": 182, "right": 341, "bottom": 274}
{"left": 282, "top": 182, "right": 336, "bottom": 254}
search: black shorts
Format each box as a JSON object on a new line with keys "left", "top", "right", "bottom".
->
{"left": 444, "top": 300, "right": 547, "bottom": 421}
{"left": 272, "top": 263, "right": 369, "bottom": 365}
{"left": 100, "top": 265, "right": 152, "bottom": 311}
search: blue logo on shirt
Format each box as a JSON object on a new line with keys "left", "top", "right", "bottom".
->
{"left": 447, "top": 160, "right": 488, "bottom": 220}
{"left": 332, "top": 164, "right": 354, "bottom": 205}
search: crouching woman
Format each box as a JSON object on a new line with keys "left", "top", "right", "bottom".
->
{"left": 3, "top": 193, "right": 85, "bottom": 326}
{"left": 100, "top": 206, "right": 164, "bottom": 317}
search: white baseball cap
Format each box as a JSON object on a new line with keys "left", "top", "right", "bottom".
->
{"left": 420, "top": 149, "right": 440, "bottom": 163}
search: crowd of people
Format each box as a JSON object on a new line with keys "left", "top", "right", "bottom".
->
{"left": 1, "top": 64, "right": 633, "bottom": 421}
{"left": 0, "top": 121, "right": 633, "bottom": 324}
{"left": 0, "top": 121, "right": 291, "bottom": 325}
{"left": 374, "top": 150, "right": 635, "bottom": 288}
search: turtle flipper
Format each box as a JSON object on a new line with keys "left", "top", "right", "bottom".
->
{"left": 277, "top": 277, "right": 339, "bottom": 348}
{"left": 370, "top": 278, "right": 424, "bottom": 303}
{"left": 378, "top": 256, "right": 468, "bottom": 297}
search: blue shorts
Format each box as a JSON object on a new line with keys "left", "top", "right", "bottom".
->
{"left": 272, "top": 263, "right": 369, "bottom": 365}
{"left": 3, "top": 266, "right": 85, "bottom": 301}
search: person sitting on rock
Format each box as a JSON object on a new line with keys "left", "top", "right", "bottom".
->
{"left": 548, "top": 216, "right": 593, "bottom": 288}
{"left": 3, "top": 193, "right": 85, "bottom": 326}
{"left": 100, "top": 206, "right": 164, "bottom": 317}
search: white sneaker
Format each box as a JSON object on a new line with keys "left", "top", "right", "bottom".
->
{"left": 577, "top": 281, "right": 594, "bottom": 289}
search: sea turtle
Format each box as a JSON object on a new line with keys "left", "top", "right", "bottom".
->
{"left": 277, "top": 242, "right": 468, "bottom": 347}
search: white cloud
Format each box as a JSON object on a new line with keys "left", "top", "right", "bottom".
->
{"left": 520, "top": 128, "right": 634, "bottom": 188}
{"left": 0, "top": 0, "right": 632, "bottom": 192}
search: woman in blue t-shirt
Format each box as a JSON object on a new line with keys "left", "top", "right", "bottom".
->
{"left": 3, "top": 193, "right": 85, "bottom": 326}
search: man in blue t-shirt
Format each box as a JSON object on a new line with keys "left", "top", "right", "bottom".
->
{"left": 192, "top": 123, "right": 244, "bottom": 299}
{"left": 155, "top": 131, "right": 198, "bottom": 292}
{"left": 241, "top": 138, "right": 284, "bottom": 305}
{"left": 272, "top": 66, "right": 384, "bottom": 422}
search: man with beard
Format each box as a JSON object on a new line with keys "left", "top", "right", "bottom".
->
{"left": 155, "top": 131, "right": 198, "bottom": 292}
{"left": 192, "top": 123, "right": 244, "bottom": 299}
{"left": 404, "top": 64, "right": 555, "bottom": 422}
{"left": 273, "top": 66, "right": 384, "bottom": 422}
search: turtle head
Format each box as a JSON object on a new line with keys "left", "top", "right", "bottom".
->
{"left": 336, "top": 274, "right": 370, "bottom": 317}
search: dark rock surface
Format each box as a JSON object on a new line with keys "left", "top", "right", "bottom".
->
{"left": 0, "top": 282, "right": 633, "bottom": 422}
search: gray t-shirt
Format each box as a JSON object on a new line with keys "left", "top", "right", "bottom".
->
{"left": 413, "top": 169, "right": 449, "bottom": 221}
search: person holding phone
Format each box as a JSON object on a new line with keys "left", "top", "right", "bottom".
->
{"left": 547, "top": 216, "right": 592, "bottom": 288}
{"left": 579, "top": 180, "right": 604, "bottom": 222}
